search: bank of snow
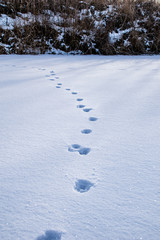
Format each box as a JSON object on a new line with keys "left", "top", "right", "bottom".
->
{"left": 0, "top": 55, "right": 160, "bottom": 240}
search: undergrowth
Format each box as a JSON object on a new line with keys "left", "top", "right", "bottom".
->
{"left": 0, "top": 0, "right": 160, "bottom": 54}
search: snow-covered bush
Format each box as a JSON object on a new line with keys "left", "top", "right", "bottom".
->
{"left": 0, "top": 0, "right": 160, "bottom": 54}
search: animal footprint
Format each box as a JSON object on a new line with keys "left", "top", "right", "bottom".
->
{"left": 68, "top": 144, "right": 81, "bottom": 152}
{"left": 55, "top": 77, "right": 59, "bottom": 79}
{"left": 57, "top": 83, "right": 62, "bottom": 86}
{"left": 79, "top": 147, "right": 91, "bottom": 155}
{"left": 45, "top": 75, "right": 50, "bottom": 77}
{"left": 77, "top": 98, "right": 83, "bottom": 101}
{"left": 81, "top": 129, "right": 92, "bottom": 134}
{"left": 83, "top": 108, "right": 92, "bottom": 112}
{"left": 36, "top": 230, "right": 63, "bottom": 240}
{"left": 66, "top": 88, "right": 70, "bottom": 91}
{"left": 56, "top": 86, "right": 61, "bottom": 89}
{"left": 68, "top": 144, "right": 91, "bottom": 155}
{"left": 74, "top": 179, "right": 94, "bottom": 193}
{"left": 72, "top": 92, "right": 78, "bottom": 95}
{"left": 50, "top": 79, "right": 55, "bottom": 81}
{"left": 89, "top": 117, "right": 98, "bottom": 121}
{"left": 77, "top": 105, "right": 85, "bottom": 108}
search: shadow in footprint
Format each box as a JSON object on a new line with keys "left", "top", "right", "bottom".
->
{"left": 81, "top": 129, "right": 92, "bottom": 134}
{"left": 77, "top": 98, "right": 83, "bottom": 101}
{"left": 89, "top": 117, "right": 98, "bottom": 121}
{"left": 56, "top": 86, "right": 61, "bottom": 89}
{"left": 79, "top": 147, "right": 91, "bottom": 155}
{"left": 68, "top": 144, "right": 81, "bottom": 152}
{"left": 36, "top": 230, "right": 62, "bottom": 240}
{"left": 74, "top": 179, "right": 94, "bottom": 193}
{"left": 77, "top": 105, "right": 85, "bottom": 108}
{"left": 68, "top": 145, "right": 91, "bottom": 155}
{"left": 83, "top": 108, "right": 92, "bottom": 112}
{"left": 72, "top": 92, "right": 78, "bottom": 95}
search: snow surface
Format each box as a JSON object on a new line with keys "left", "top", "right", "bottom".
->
{"left": 0, "top": 55, "right": 160, "bottom": 240}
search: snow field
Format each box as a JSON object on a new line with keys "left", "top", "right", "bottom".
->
{"left": 0, "top": 55, "right": 160, "bottom": 240}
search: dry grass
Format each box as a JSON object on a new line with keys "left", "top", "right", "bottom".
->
{"left": 0, "top": 0, "right": 160, "bottom": 54}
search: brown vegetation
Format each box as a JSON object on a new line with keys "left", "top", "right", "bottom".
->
{"left": 0, "top": 0, "right": 160, "bottom": 54}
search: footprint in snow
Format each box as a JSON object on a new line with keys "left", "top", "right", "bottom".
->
{"left": 72, "top": 92, "right": 78, "bottom": 95}
{"left": 77, "top": 98, "right": 83, "bottom": 102}
{"left": 50, "top": 79, "right": 55, "bottom": 81}
{"left": 50, "top": 71, "right": 54, "bottom": 73}
{"left": 74, "top": 179, "right": 94, "bottom": 193}
{"left": 36, "top": 230, "right": 63, "bottom": 240}
{"left": 55, "top": 77, "right": 59, "bottom": 79}
{"left": 79, "top": 147, "right": 91, "bottom": 155}
{"left": 57, "top": 83, "right": 62, "bottom": 86}
{"left": 66, "top": 88, "right": 70, "bottom": 91}
{"left": 45, "top": 75, "right": 50, "bottom": 77}
{"left": 68, "top": 144, "right": 91, "bottom": 155}
{"left": 89, "top": 117, "right": 98, "bottom": 122}
{"left": 81, "top": 129, "right": 92, "bottom": 134}
{"left": 68, "top": 144, "right": 81, "bottom": 151}
{"left": 56, "top": 86, "right": 61, "bottom": 89}
{"left": 83, "top": 108, "right": 92, "bottom": 112}
{"left": 77, "top": 104, "right": 85, "bottom": 108}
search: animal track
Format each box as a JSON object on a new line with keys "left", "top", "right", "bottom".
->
{"left": 79, "top": 147, "right": 91, "bottom": 155}
{"left": 68, "top": 145, "right": 91, "bottom": 155}
{"left": 50, "top": 79, "right": 55, "bottom": 81}
{"left": 77, "top": 105, "right": 85, "bottom": 108}
{"left": 45, "top": 75, "right": 50, "bottom": 77}
{"left": 83, "top": 108, "right": 92, "bottom": 112}
{"left": 56, "top": 86, "right": 61, "bottom": 89}
{"left": 66, "top": 88, "right": 70, "bottom": 91}
{"left": 36, "top": 230, "right": 62, "bottom": 240}
{"left": 77, "top": 98, "right": 83, "bottom": 101}
{"left": 89, "top": 117, "right": 98, "bottom": 121}
{"left": 74, "top": 179, "right": 94, "bottom": 193}
{"left": 81, "top": 129, "right": 92, "bottom": 134}
{"left": 57, "top": 83, "right": 62, "bottom": 86}
{"left": 55, "top": 77, "right": 59, "bottom": 79}
{"left": 72, "top": 92, "right": 78, "bottom": 95}
{"left": 68, "top": 144, "right": 81, "bottom": 152}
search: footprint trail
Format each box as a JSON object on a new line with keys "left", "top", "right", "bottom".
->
{"left": 68, "top": 144, "right": 91, "bottom": 155}
{"left": 81, "top": 129, "right": 92, "bottom": 134}
{"left": 36, "top": 230, "right": 63, "bottom": 240}
{"left": 77, "top": 98, "right": 83, "bottom": 101}
{"left": 74, "top": 179, "right": 94, "bottom": 193}
{"left": 83, "top": 108, "right": 92, "bottom": 112}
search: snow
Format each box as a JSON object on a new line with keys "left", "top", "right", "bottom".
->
{"left": 0, "top": 13, "right": 34, "bottom": 30}
{"left": 0, "top": 14, "right": 16, "bottom": 30}
{"left": 109, "top": 28, "right": 132, "bottom": 43}
{"left": 0, "top": 55, "right": 160, "bottom": 240}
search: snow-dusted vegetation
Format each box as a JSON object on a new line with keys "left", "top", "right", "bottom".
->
{"left": 1, "top": 55, "right": 160, "bottom": 240}
{"left": 0, "top": 0, "right": 160, "bottom": 54}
